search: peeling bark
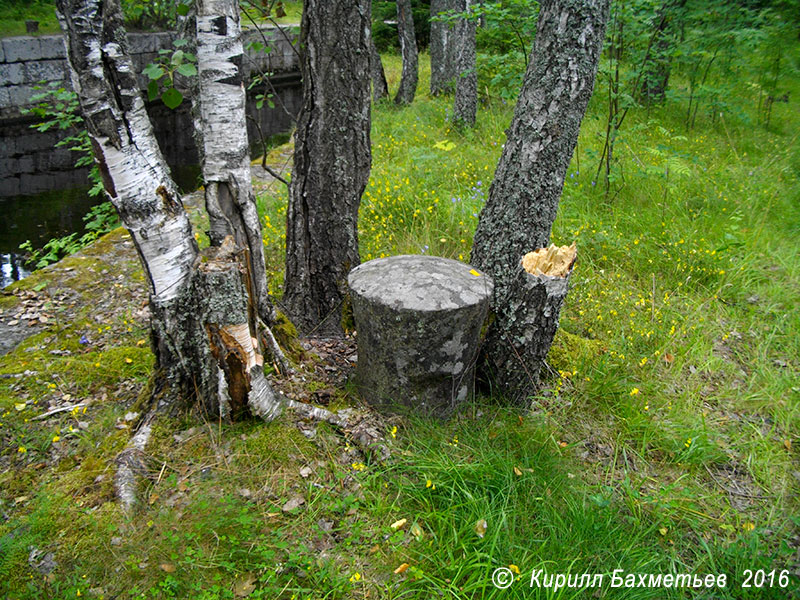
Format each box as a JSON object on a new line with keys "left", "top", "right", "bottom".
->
{"left": 57, "top": 0, "right": 284, "bottom": 509}
{"left": 394, "top": 0, "right": 418, "bottom": 104}
{"left": 284, "top": 0, "right": 372, "bottom": 335}
{"left": 452, "top": 0, "right": 477, "bottom": 126}
{"left": 430, "top": 0, "right": 458, "bottom": 95}
{"left": 194, "top": 0, "right": 276, "bottom": 325}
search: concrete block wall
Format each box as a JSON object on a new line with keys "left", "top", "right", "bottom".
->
{"left": 0, "top": 26, "right": 299, "bottom": 120}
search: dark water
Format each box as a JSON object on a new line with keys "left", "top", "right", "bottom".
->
{"left": 0, "top": 77, "right": 302, "bottom": 289}
{"left": 0, "top": 186, "right": 97, "bottom": 288}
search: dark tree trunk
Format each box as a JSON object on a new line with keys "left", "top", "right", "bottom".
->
{"left": 394, "top": 0, "right": 419, "bottom": 104}
{"left": 284, "top": 0, "right": 372, "bottom": 335}
{"left": 430, "top": 0, "right": 458, "bottom": 95}
{"left": 370, "top": 38, "right": 389, "bottom": 101}
{"left": 452, "top": 0, "right": 477, "bottom": 126}
{"left": 471, "top": 0, "right": 609, "bottom": 396}
{"left": 638, "top": 0, "right": 687, "bottom": 104}
{"left": 472, "top": 0, "right": 609, "bottom": 296}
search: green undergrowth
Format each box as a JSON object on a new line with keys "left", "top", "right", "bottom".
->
{"left": 0, "top": 46, "right": 798, "bottom": 598}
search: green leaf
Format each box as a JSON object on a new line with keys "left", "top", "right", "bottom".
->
{"left": 177, "top": 3, "right": 190, "bottom": 16}
{"left": 143, "top": 63, "right": 164, "bottom": 80}
{"left": 161, "top": 87, "right": 183, "bottom": 110}
{"left": 171, "top": 50, "right": 185, "bottom": 66}
{"left": 176, "top": 63, "right": 197, "bottom": 77}
{"left": 147, "top": 80, "right": 159, "bottom": 101}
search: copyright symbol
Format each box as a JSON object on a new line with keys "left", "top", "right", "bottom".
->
{"left": 492, "top": 567, "right": 514, "bottom": 589}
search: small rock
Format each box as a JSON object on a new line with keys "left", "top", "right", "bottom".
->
{"left": 299, "top": 466, "right": 313, "bottom": 478}
{"left": 317, "top": 519, "right": 334, "bottom": 532}
{"left": 238, "top": 488, "right": 252, "bottom": 499}
{"left": 282, "top": 495, "right": 305, "bottom": 512}
{"left": 110, "top": 536, "right": 122, "bottom": 546}
{"left": 123, "top": 411, "right": 139, "bottom": 422}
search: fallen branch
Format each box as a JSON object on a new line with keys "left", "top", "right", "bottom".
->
{"left": 32, "top": 402, "right": 88, "bottom": 420}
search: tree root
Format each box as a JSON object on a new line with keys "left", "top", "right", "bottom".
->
{"left": 113, "top": 391, "right": 388, "bottom": 511}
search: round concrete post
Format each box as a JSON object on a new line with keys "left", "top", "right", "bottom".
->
{"left": 348, "top": 255, "right": 493, "bottom": 417}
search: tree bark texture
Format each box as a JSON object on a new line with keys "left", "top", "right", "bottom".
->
{"left": 394, "top": 0, "right": 419, "bottom": 104}
{"left": 430, "top": 0, "right": 458, "bottom": 95}
{"left": 638, "top": 0, "right": 687, "bottom": 104}
{"left": 284, "top": 0, "right": 372, "bottom": 336}
{"left": 194, "top": 0, "right": 276, "bottom": 325}
{"left": 56, "top": 0, "right": 282, "bottom": 424}
{"left": 483, "top": 246, "right": 576, "bottom": 403}
{"left": 370, "top": 37, "right": 389, "bottom": 101}
{"left": 471, "top": 0, "right": 609, "bottom": 298}
{"left": 452, "top": 0, "right": 477, "bottom": 126}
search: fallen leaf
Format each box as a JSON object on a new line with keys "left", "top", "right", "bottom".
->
{"left": 394, "top": 563, "right": 410, "bottom": 574}
{"left": 233, "top": 573, "right": 257, "bottom": 597}
{"left": 475, "top": 519, "right": 487, "bottom": 538}
{"left": 558, "top": 441, "right": 568, "bottom": 448}
{"left": 390, "top": 518, "right": 407, "bottom": 530}
{"left": 299, "top": 466, "right": 313, "bottom": 478}
{"left": 282, "top": 495, "right": 305, "bottom": 512}
{"left": 159, "top": 563, "right": 175, "bottom": 573}
{"left": 513, "top": 466, "right": 522, "bottom": 476}
{"left": 664, "top": 352, "right": 674, "bottom": 364}
{"left": 659, "top": 527, "right": 668, "bottom": 536}
{"left": 410, "top": 522, "right": 424, "bottom": 542}
{"left": 784, "top": 439, "right": 792, "bottom": 452}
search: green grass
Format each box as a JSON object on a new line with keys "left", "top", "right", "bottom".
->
{"left": 0, "top": 0, "right": 60, "bottom": 36}
{"left": 0, "top": 47, "right": 798, "bottom": 599}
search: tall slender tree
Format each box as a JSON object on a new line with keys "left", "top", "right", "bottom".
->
{"left": 56, "top": 0, "right": 284, "bottom": 507}
{"left": 394, "top": 0, "right": 419, "bottom": 104}
{"left": 452, "top": 0, "right": 477, "bottom": 126}
{"left": 193, "top": 0, "right": 276, "bottom": 326}
{"left": 471, "top": 0, "right": 610, "bottom": 395}
{"left": 370, "top": 38, "right": 390, "bottom": 101}
{"left": 283, "top": 0, "right": 372, "bottom": 335}
{"left": 430, "top": 0, "right": 458, "bottom": 95}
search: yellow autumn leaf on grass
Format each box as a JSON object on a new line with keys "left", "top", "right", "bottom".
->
{"left": 394, "top": 563, "right": 410, "bottom": 574}
{"left": 513, "top": 466, "right": 522, "bottom": 476}
{"left": 475, "top": 518, "right": 487, "bottom": 538}
{"left": 390, "top": 518, "right": 407, "bottom": 530}
{"left": 433, "top": 140, "right": 456, "bottom": 151}
{"left": 659, "top": 527, "right": 668, "bottom": 536}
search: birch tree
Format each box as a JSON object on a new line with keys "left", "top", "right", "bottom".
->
{"left": 193, "top": 0, "right": 277, "bottom": 327}
{"left": 430, "top": 0, "right": 459, "bottom": 95}
{"left": 55, "top": 0, "right": 283, "bottom": 505}
{"left": 471, "top": 0, "right": 610, "bottom": 398}
{"left": 394, "top": 0, "right": 419, "bottom": 104}
{"left": 283, "top": 0, "right": 372, "bottom": 335}
{"left": 452, "top": 0, "right": 477, "bottom": 126}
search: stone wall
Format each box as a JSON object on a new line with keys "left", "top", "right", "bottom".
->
{"left": 0, "top": 27, "right": 300, "bottom": 197}
{"left": 0, "top": 27, "right": 299, "bottom": 120}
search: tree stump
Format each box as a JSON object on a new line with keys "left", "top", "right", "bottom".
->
{"left": 483, "top": 243, "right": 577, "bottom": 404}
{"left": 348, "top": 255, "right": 493, "bottom": 416}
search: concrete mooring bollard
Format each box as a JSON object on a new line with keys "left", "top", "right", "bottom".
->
{"left": 348, "top": 255, "right": 493, "bottom": 416}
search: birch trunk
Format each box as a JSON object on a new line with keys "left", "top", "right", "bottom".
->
{"left": 194, "top": 0, "right": 275, "bottom": 325}
{"left": 370, "top": 38, "right": 389, "bottom": 101}
{"left": 283, "top": 0, "right": 372, "bottom": 335}
{"left": 452, "top": 0, "right": 477, "bottom": 126}
{"left": 471, "top": 0, "right": 609, "bottom": 393}
{"left": 430, "top": 0, "right": 458, "bottom": 95}
{"left": 472, "top": 0, "right": 609, "bottom": 296}
{"left": 394, "top": 0, "right": 418, "bottom": 105}
{"left": 55, "top": 0, "right": 282, "bottom": 424}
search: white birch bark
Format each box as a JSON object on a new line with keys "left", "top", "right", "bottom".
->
{"left": 195, "top": 0, "right": 276, "bottom": 325}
